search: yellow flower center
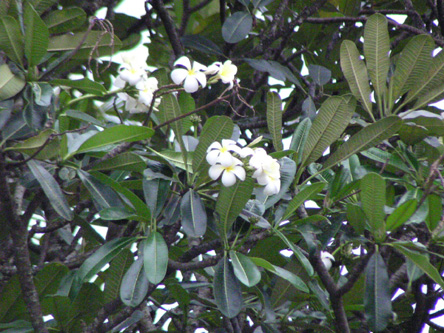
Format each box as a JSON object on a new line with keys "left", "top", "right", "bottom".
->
{"left": 220, "top": 147, "right": 228, "bottom": 153}
{"left": 188, "top": 68, "right": 196, "bottom": 75}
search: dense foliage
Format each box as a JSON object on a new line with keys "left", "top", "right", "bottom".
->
{"left": 2, "top": 0, "right": 444, "bottom": 332}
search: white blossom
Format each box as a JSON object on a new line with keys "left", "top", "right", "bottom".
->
{"left": 206, "top": 139, "right": 242, "bottom": 165}
{"left": 209, "top": 156, "right": 246, "bottom": 187}
{"left": 320, "top": 251, "right": 335, "bottom": 271}
{"left": 115, "top": 51, "right": 148, "bottom": 87}
{"left": 136, "top": 76, "right": 159, "bottom": 106}
{"left": 119, "top": 93, "right": 149, "bottom": 114}
{"left": 206, "top": 60, "right": 238, "bottom": 89}
{"left": 171, "top": 56, "right": 207, "bottom": 93}
{"left": 249, "top": 148, "right": 281, "bottom": 196}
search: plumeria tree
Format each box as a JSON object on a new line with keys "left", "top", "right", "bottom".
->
{"left": 3, "top": 0, "right": 444, "bottom": 332}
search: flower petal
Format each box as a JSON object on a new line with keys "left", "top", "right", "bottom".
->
{"left": 174, "top": 56, "right": 191, "bottom": 69}
{"left": 207, "top": 141, "right": 222, "bottom": 152}
{"left": 221, "top": 171, "right": 236, "bottom": 187}
{"left": 232, "top": 165, "right": 246, "bottom": 181}
{"left": 206, "top": 150, "right": 220, "bottom": 165}
{"left": 183, "top": 76, "right": 199, "bottom": 93}
{"left": 209, "top": 164, "right": 224, "bottom": 180}
{"left": 171, "top": 68, "right": 188, "bottom": 85}
{"left": 193, "top": 61, "right": 208, "bottom": 72}
{"left": 194, "top": 72, "right": 207, "bottom": 88}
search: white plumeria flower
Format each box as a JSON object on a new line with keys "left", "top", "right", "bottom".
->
{"left": 136, "top": 76, "right": 159, "bottom": 106}
{"left": 205, "top": 62, "right": 221, "bottom": 75}
{"left": 206, "top": 60, "right": 238, "bottom": 89}
{"left": 115, "top": 51, "right": 148, "bottom": 87}
{"left": 171, "top": 56, "right": 207, "bottom": 93}
{"left": 118, "top": 93, "right": 149, "bottom": 114}
{"left": 249, "top": 148, "right": 281, "bottom": 195}
{"left": 206, "top": 139, "right": 242, "bottom": 165}
{"left": 209, "top": 156, "right": 246, "bottom": 187}
{"left": 320, "top": 251, "right": 335, "bottom": 271}
{"left": 239, "top": 147, "right": 254, "bottom": 158}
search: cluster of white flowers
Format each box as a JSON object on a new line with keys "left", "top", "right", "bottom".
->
{"left": 114, "top": 50, "right": 159, "bottom": 113}
{"left": 171, "top": 56, "right": 238, "bottom": 93}
{"left": 205, "top": 139, "right": 281, "bottom": 195}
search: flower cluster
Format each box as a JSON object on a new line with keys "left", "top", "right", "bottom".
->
{"left": 206, "top": 139, "right": 281, "bottom": 195}
{"left": 114, "top": 50, "right": 159, "bottom": 113}
{"left": 171, "top": 56, "right": 238, "bottom": 93}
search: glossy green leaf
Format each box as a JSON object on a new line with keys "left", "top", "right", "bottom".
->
{"left": 340, "top": 40, "right": 372, "bottom": 117}
{"left": 99, "top": 207, "right": 135, "bottom": 220}
{"left": 143, "top": 231, "right": 168, "bottom": 284}
{"left": 0, "top": 275, "right": 26, "bottom": 323}
{"left": 282, "top": 182, "right": 325, "bottom": 221}
{"left": 364, "top": 14, "right": 389, "bottom": 100}
{"left": 301, "top": 96, "right": 356, "bottom": 167}
{"left": 244, "top": 58, "right": 301, "bottom": 86}
{"left": 150, "top": 149, "right": 193, "bottom": 171}
{"left": 27, "top": 160, "right": 73, "bottom": 220}
{"left": 143, "top": 178, "right": 169, "bottom": 219}
{"left": 251, "top": 257, "right": 309, "bottom": 293}
{"left": 213, "top": 257, "right": 243, "bottom": 318}
{"left": 267, "top": 92, "right": 283, "bottom": 151}
{"left": 400, "top": 110, "right": 444, "bottom": 135}
{"left": 364, "top": 251, "right": 392, "bottom": 332}
{"left": 323, "top": 116, "right": 402, "bottom": 170}
{"left": 0, "top": 16, "right": 24, "bottom": 66}
{"left": 273, "top": 229, "right": 314, "bottom": 276}
{"left": 51, "top": 78, "right": 106, "bottom": 95}
{"left": 361, "top": 173, "right": 386, "bottom": 241}
{"left": 77, "top": 237, "right": 135, "bottom": 282}
{"left": 386, "top": 199, "right": 417, "bottom": 231}
{"left": 0, "top": 64, "right": 25, "bottom": 101}
{"left": 222, "top": 11, "right": 252, "bottom": 43}
{"left": 77, "top": 170, "right": 124, "bottom": 211}
{"left": 389, "top": 242, "right": 444, "bottom": 290}
{"left": 180, "top": 189, "right": 207, "bottom": 237}
{"left": 44, "top": 7, "right": 86, "bottom": 34}
{"left": 92, "top": 171, "right": 151, "bottom": 222}
{"left": 229, "top": 251, "right": 261, "bottom": 287}
{"left": 426, "top": 194, "right": 442, "bottom": 231}
{"left": 121, "top": 256, "right": 150, "bottom": 307}
{"left": 48, "top": 31, "right": 122, "bottom": 58}
{"left": 290, "top": 118, "right": 311, "bottom": 165}
{"left": 216, "top": 177, "right": 254, "bottom": 238}
{"left": 91, "top": 152, "right": 146, "bottom": 173}
{"left": 360, "top": 147, "right": 411, "bottom": 174}
{"left": 104, "top": 248, "right": 134, "bottom": 303}
{"left": 390, "top": 35, "right": 434, "bottom": 103}
{"left": 75, "top": 125, "right": 154, "bottom": 155}
{"left": 24, "top": 2, "right": 49, "bottom": 67}
{"left": 192, "top": 116, "right": 233, "bottom": 173}
{"left": 31, "top": 0, "right": 58, "bottom": 15}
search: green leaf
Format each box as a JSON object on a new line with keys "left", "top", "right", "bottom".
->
{"left": 308, "top": 64, "right": 331, "bottom": 86}
{"left": 346, "top": 203, "right": 366, "bottom": 235}
{"left": 77, "top": 169, "right": 124, "bottom": 211}
{"left": 180, "top": 189, "right": 207, "bottom": 237}
{"left": 51, "top": 78, "right": 106, "bottom": 95}
{"left": 121, "top": 256, "right": 150, "bottom": 307}
{"left": 222, "top": 11, "right": 252, "bottom": 43}
{"left": 267, "top": 92, "right": 283, "bottom": 151}
{"left": 323, "top": 116, "right": 402, "bottom": 170}
{"left": 229, "top": 251, "right": 261, "bottom": 287}
{"left": 27, "top": 160, "right": 73, "bottom": 220}
{"left": 48, "top": 31, "right": 122, "bottom": 58}
{"left": 400, "top": 110, "right": 444, "bottom": 136}
{"left": 282, "top": 182, "right": 326, "bottom": 221}
{"left": 143, "top": 178, "right": 169, "bottom": 219}
{"left": 99, "top": 207, "right": 135, "bottom": 220}
{"left": 24, "top": 2, "right": 49, "bottom": 67}
{"left": 301, "top": 96, "right": 356, "bottom": 167}
{"left": 104, "top": 248, "right": 134, "bottom": 303}
{"left": 181, "top": 34, "right": 224, "bottom": 56}
{"left": 364, "top": 14, "right": 389, "bottom": 100}
{"left": 216, "top": 177, "right": 254, "bottom": 238}
{"left": 44, "top": 7, "right": 86, "bottom": 34}
{"left": 290, "top": 118, "right": 312, "bottom": 165}
{"left": 150, "top": 149, "right": 193, "bottom": 171}
{"left": 389, "top": 242, "right": 444, "bottom": 290}
{"left": 364, "top": 251, "right": 392, "bottom": 332}
{"left": 143, "top": 231, "right": 168, "bottom": 284}
{"left": 390, "top": 35, "right": 434, "bottom": 104}
{"left": 340, "top": 40, "right": 373, "bottom": 117}
{"left": 65, "top": 110, "right": 103, "bottom": 127}
{"left": 0, "top": 16, "right": 24, "bottom": 66}
{"left": 360, "top": 147, "right": 411, "bottom": 174}
{"left": 31, "top": 0, "right": 58, "bottom": 15}
{"left": 386, "top": 199, "right": 417, "bottom": 232}
{"left": 75, "top": 125, "right": 154, "bottom": 155}
{"left": 77, "top": 237, "right": 135, "bottom": 282}
{"left": 361, "top": 172, "right": 386, "bottom": 241}
{"left": 251, "top": 257, "right": 309, "bottom": 293}
{"left": 213, "top": 257, "right": 243, "bottom": 318}
{"left": 0, "top": 64, "right": 25, "bottom": 101}
{"left": 92, "top": 171, "right": 151, "bottom": 222}
{"left": 0, "top": 275, "right": 26, "bottom": 323}
{"left": 91, "top": 152, "right": 146, "bottom": 173}
{"left": 192, "top": 116, "right": 233, "bottom": 173}
{"left": 244, "top": 58, "right": 301, "bottom": 86}
{"left": 426, "top": 194, "right": 442, "bottom": 231}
